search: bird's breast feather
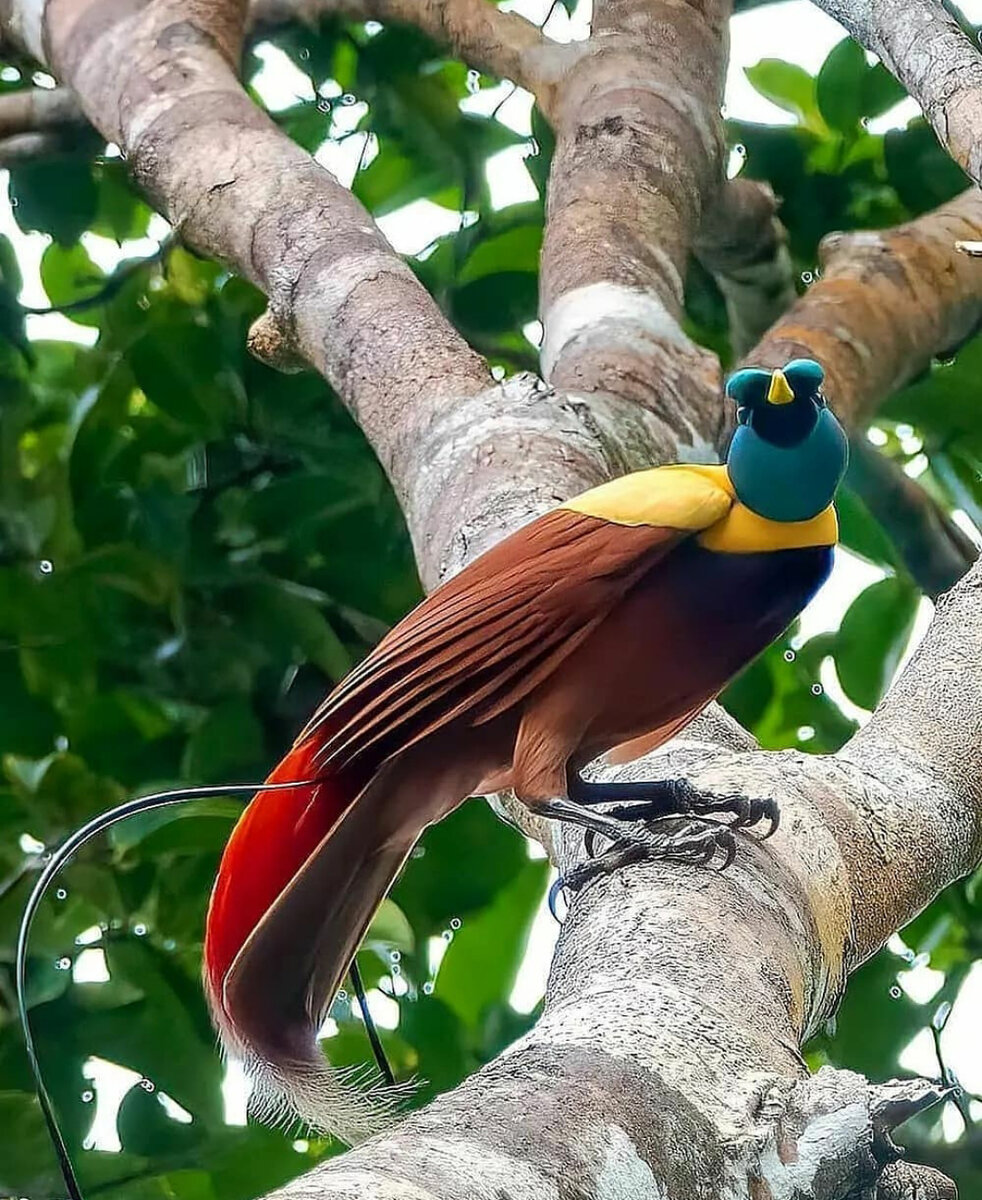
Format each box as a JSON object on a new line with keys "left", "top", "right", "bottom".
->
{"left": 696, "top": 503, "right": 838, "bottom": 553}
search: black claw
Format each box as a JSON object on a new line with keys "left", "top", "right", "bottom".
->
{"left": 548, "top": 875, "right": 567, "bottom": 922}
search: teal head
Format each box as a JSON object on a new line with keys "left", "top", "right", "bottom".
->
{"left": 724, "top": 358, "right": 848, "bottom": 522}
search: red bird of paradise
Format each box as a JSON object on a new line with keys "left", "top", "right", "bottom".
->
{"left": 203, "top": 358, "right": 847, "bottom": 1140}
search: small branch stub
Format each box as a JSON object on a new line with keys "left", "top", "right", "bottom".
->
{"left": 247, "top": 310, "right": 308, "bottom": 374}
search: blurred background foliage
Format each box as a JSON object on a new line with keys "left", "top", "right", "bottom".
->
{"left": 1, "top": 1, "right": 982, "bottom": 1198}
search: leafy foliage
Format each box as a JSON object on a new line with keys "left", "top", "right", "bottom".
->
{"left": 0, "top": 9, "right": 981, "bottom": 1200}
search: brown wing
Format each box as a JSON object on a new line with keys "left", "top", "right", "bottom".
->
{"left": 297, "top": 509, "right": 693, "bottom": 774}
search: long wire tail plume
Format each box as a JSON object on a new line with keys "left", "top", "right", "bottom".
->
{"left": 16, "top": 779, "right": 396, "bottom": 1200}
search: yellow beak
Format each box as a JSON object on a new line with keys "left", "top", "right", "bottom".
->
{"left": 767, "top": 369, "right": 795, "bottom": 406}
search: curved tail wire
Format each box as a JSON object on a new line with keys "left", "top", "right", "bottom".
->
{"left": 16, "top": 778, "right": 394, "bottom": 1200}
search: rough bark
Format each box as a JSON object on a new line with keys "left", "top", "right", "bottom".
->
{"left": 747, "top": 188, "right": 982, "bottom": 432}
{"left": 695, "top": 177, "right": 797, "bottom": 355}
{"left": 538, "top": 0, "right": 729, "bottom": 461}
{"left": 2, "top": 2, "right": 981, "bottom": 1199}
{"left": 813, "top": 0, "right": 982, "bottom": 188}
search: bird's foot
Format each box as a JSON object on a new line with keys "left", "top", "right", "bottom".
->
{"left": 548, "top": 817, "right": 737, "bottom": 919}
{"left": 567, "top": 774, "right": 779, "bottom": 858}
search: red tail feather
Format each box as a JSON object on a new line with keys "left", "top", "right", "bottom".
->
{"left": 203, "top": 738, "right": 352, "bottom": 1019}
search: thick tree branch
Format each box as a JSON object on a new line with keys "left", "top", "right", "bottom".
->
{"left": 834, "top": 558, "right": 982, "bottom": 962}
{"left": 814, "top": 0, "right": 982, "bottom": 188}
{"left": 0, "top": 2, "right": 572, "bottom": 153}
{"left": 746, "top": 187, "right": 982, "bottom": 431}
{"left": 695, "top": 176, "right": 797, "bottom": 354}
{"left": 2, "top": 0, "right": 494, "bottom": 574}
{"left": 538, "top": 0, "right": 730, "bottom": 462}
{"left": 261, "top": 169, "right": 982, "bottom": 1200}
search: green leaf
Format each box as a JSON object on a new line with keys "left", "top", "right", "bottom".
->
{"left": 182, "top": 699, "right": 266, "bottom": 783}
{"left": 365, "top": 898, "right": 415, "bottom": 954}
{"left": 109, "top": 798, "right": 242, "bottom": 856}
{"left": 861, "top": 62, "right": 907, "bottom": 120}
{"left": 128, "top": 321, "right": 241, "bottom": 435}
{"left": 744, "top": 59, "right": 821, "bottom": 128}
{"left": 458, "top": 218, "right": 542, "bottom": 284}
{"left": 833, "top": 577, "right": 920, "bottom": 710}
{"left": 883, "top": 334, "right": 982, "bottom": 440}
{"left": 8, "top": 160, "right": 99, "bottom": 245}
{"left": 816, "top": 38, "right": 867, "bottom": 135}
{"left": 0, "top": 1090, "right": 65, "bottom": 1195}
{"left": 92, "top": 161, "right": 153, "bottom": 242}
{"left": 394, "top": 798, "right": 528, "bottom": 931}
{"left": 452, "top": 271, "right": 538, "bottom": 335}
{"left": 885, "top": 120, "right": 969, "bottom": 215}
{"left": 232, "top": 581, "right": 353, "bottom": 680}
{"left": 435, "top": 858, "right": 547, "bottom": 1030}
{"left": 835, "top": 486, "right": 904, "bottom": 571}
{"left": 0, "top": 230, "right": 24, "bottom": 295}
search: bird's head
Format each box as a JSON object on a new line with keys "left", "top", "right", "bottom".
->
{"left": 724, "top": 357, "right": 848, "bottom": 523}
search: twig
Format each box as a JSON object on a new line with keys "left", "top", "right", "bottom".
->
{"left": 20, "top": 235, "right": 175, "bottom": 317}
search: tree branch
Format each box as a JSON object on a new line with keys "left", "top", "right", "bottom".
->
{"left": 813, "top": 0, "right": 982, "bottom": 188}
{"left": 249, "top": 0, "right": 577, "bottom": 109}
{"left": 538, "top": 0, "right": 731, "bottom": 469}
{"left": 0, "top": 84, "right": 84, "bottom": 136}
{"left": 745, "top": 187, "right": 982, "bottom": 431}
{"left": 695, "top": 176, "right": 797, "bottom": 354}
{"left": 0, "top": 2, "right": 573, "bottom": 155}
{"left": 2, "top": 0, "right": 495, "bottom": 575}
{"left": 0, "top": 84, "right": 90, "bottom": 163}
{"left": 0, "top": 128, "right": 67, "bottom": 164}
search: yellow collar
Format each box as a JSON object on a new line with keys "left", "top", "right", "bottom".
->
{"left": 687, "top": 465, "right": 838, "bottom": 553}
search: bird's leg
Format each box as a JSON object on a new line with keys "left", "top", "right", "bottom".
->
{"left": 530, "top": 796, "right": 670, "bottom": 851}
{"left": 566, "top": 770, "right": 780, "bottom": 842}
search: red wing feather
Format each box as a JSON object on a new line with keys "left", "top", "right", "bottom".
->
{"left": 296, "top": 509, "right": 689, "bottom": 773}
